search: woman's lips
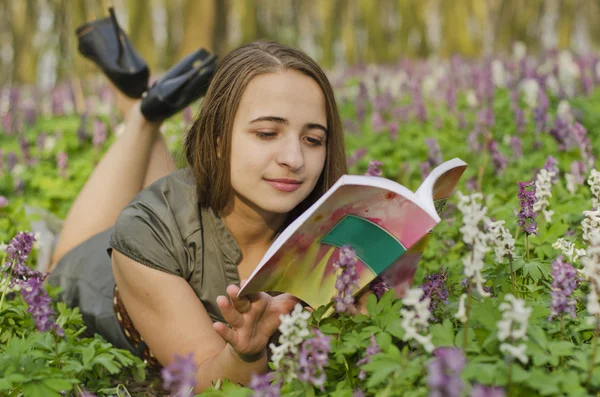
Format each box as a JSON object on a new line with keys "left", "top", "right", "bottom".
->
{"left": 265, "top": 179, "right": 302, "bottom": 192}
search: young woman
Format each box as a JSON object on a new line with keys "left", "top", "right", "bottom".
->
{"left": 47, "top": 38, "right": 348, "bottom": 391}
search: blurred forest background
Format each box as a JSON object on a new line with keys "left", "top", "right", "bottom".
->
{"left": 2, "top": 0, "right": 600, "bottom": 88}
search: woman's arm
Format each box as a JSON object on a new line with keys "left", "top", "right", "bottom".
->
{"left": 111, "top": 251, "right": 283, "bottom": 392}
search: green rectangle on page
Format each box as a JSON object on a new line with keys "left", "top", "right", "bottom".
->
{"left": 319, "top": 214, "right": 406, "bottom": 275}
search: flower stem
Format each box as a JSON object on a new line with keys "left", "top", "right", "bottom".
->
{"left": 507, "top": 360, "right": 513, "bottom": 394}
{"left": 463, "top": 281, "right": 473, "bottom": 351}
{"left": 508, "top": 255, "right": 516, "bottom": 296}
{"left": 525, "top": 235, "right": 530, "bottom": 261}
{"left": 54, "top": 331, "right": 62, "bottom": 370}
{"left": 586, "top": 318, "right": 599, "bottom": 388}
{"left": 476, "top": 134, "right": 491, "bottom": 193}
{"left": 0, "top": 255, "right": 13, "bottom": 318}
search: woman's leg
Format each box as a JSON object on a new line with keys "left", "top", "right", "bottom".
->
{"left": 48, "top": 99, "right": 163, "bottom": 272}
{"left": 142, "top": 133, "right": 178, "bottom": 189}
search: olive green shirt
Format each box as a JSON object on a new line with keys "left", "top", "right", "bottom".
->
{"left": 109, "top": 167, "right": 243, "bottom": 324}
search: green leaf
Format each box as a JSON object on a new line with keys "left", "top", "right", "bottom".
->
{"left": 523, "top": 261, "right": 543, "bottom": 283}
{"left": 91, "top": 353, "right": 121, "bottom": 374}
{"left": 385, "top": 318, "right": 405, "bottom": 340}
{"left": 42, "top": 378, "right": 76, "bottom": 392}
{"left": 366, "top": 293, "right": 378, "bottom": 316}
{"left": 430, "top": 319, "right": 454, "bottom": 347}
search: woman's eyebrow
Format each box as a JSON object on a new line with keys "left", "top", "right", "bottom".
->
{"left": 249, "top": 116, "right": 328, "bottom": 134}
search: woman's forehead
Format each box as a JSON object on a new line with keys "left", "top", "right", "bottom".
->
{"left": 237, "top": 71, "right": 327, "bottom": 124}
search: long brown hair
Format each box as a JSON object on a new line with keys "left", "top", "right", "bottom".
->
{"left": 183, "top": 40, "right": 347, "bottom": 226}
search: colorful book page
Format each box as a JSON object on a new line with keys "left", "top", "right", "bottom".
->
{"left": 240, "top": 184, "right": 438, "bottom": 308}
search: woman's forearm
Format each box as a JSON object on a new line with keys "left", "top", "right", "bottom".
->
{"left": 194, "top": 344, "right": 269, "bottom": 392}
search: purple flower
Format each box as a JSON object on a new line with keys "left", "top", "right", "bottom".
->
{"left": 488, "top": 140, "right": 508, "bottom": 174}
{"left": 548, "top": 256, "right": 578, "bottom": 320}
{"left": 513, "top": 107, "right": 525, "bottom": 134}
{"left": 6, "top": 231, "right": 36, "bottom": 266}
{"left": 427, "top": 347, "right": 466, "bottom": 397}
{"left": 365, "top": 160, "right": 383, "bottom": 177}
{"left": 571, "top": 122, "right": 595, "bottom": 170}
{"left": 297, "top": 329, "right": 331, "bottom": 390}
{"left": 470, "top": 384, "right": 506, "bottom": 397}
{"left": 420, "top": 267, "right": 449, "bottom": 319}
{"left": 19, "top": 137, "right": 31, "bottom": 164}
{"left": 357, "top": 335, "right": 381, "bottom": 380}
{"left": 369, "top": 275, "right": 390, "bottom": 300}
{"left": 76, "top": 115, "right": 89, "bottom": 144}
{"left": 510, "top": 137, "right": 523, "bottom": 160}
{"left": 249, "top": 372, "right": 281, "bottom": 397}
{"left": 20, "top": 273, "right": 64, "bottom": 336}
{"left": 7, "top": 151, "right": 17, "bottom": 172}
{"left": 543, "top": 155, "right": 559, "bottom": 183}
{"left": 347, "top": 148, "right": 367, "bottom": 169}
{"left": 56, "top": 152, "right": 68, "bottom": 174}
{"left": 92, "top": 119, "right": 107, "bottom": 148}
{"left": 161, "top": 353, "right": 197, "bottom": 397}
{"left": 533, "top": 90, "right": 548, "bottom": 133}
{"left": 425, "top": 138, "right": 443, "bottom": 167}
{"left": 388, "top": 122, "right": 399, "bottom": 140}
{"left": 517, "top": 181, "right": 538, "bottom": 236}
{"left": 569, "top": 161, "right": 586, "bottom": 187}
{"left": 0, "top": 196, "right": 7, "bottom": 208}
{"left": 333, "top": 245, "right": 360, "bottom": 313}
{"left": 549, "top": 117, "right": 570, "bottom": 151}
{"left": 371, "top": 112, "right": 386, "bottom": 134}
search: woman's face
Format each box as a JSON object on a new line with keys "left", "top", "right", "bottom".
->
{"left": 228, "top": 70, "right": 328, "bottom": 217}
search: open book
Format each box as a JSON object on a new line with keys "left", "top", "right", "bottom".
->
{"left": 238, "top": 158, "right": 468, "bottom": 309}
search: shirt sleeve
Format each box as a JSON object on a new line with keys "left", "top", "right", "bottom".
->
{"left": 108, "top": 200, "right": 188, "bottom": 278}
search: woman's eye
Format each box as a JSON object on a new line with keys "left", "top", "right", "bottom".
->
{"left": 256, "top": 131, "right": 277, "bottom": 139}
{"left": 305, "top": 137, "right": 324, "bottom": 147}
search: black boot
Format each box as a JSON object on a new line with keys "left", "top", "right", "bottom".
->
{"left": 140, "top": 48, "right": 218, "bottom": 122}
{"left": 76, "top": 7, "right": 149, "bottom": 98}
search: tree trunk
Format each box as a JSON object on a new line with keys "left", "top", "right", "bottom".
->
{"left": 127, "top": 0, "right": 156, "bottom": 70}
{"left": 179, "top": 0, "right": 216, "bottom": 59}
{"left": 11, "top": 0, "right": 39, "bottom": 84}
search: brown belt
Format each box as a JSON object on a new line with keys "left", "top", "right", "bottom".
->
{"left": 113, "top": 285, "right": 161, "bottom": 370}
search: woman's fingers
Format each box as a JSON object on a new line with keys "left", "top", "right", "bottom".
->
{"left": 213, "top": 321, "right": 236, "bottom": 345}
{"left": 227, "top": 284, "right": 252, "bottom": 313}
{"left": 216, "top": 295, "right": 245, "bottom": 329}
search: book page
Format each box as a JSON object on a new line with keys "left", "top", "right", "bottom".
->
{"left": 416, "top": 157, "right": 468, "bottom": 216}
{"left": 238, "top": 180, "right": 439, "bottom": 308}
{"left": 378, "top": 157, "right": 467, "bottom": 298}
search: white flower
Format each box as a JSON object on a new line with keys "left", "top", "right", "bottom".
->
{"left": 512, "top": 41, "right": 527, "bottom": 61}
{"left": 500, "top": 343, "right": 529, "bottom": 364}
{"left": 457, "top": 192, "right": 491, "bottom": 297}
{"left": 466, "top": 90, "right": 478, "bottom": 108}
{"left": 455, "top": 293, "right": 468, "bottom": 323}
{"left": 497, "top": 294, "right": 531, "bottom": 364}
{"left": 485, "top": 219, "right": 515, "bottom": 263}
{"left": 558, "top": 51, "right": 580, "bottom": 97}
{"left": 552, "top": 238, "right": 586, "bottom": 263}
{"left": 533, "top": 169, "right": 556, "bottom": 222}
{"left": 269, "top": 303, "right": 311, "bottom": 375}
{"left": 588, "top": 169, "right": 600, "bottom": 208}
{"left": 582, "top": 210, "right": 600, "bottom": 243}
{"left": 557, "top": 100, "right": 574, "bottom": 123}
{"left": 520, "top": 79, "right": 539, "bottom": 109}
{"left": 565, "top": 173, "right": 578, "bottom": 195}
{"left": 44, "top": 136, "right": 57, "bottom": 152}
{"left": 492, "top": 60, "right": 506, "bottom": 88}
{"left": 11, "top": 164, "right": 26, "bottom": 177}
{"left": 497, "top": 294, "right": 531, "bottom": 340}
{"left": 581, "top": 232, "right": 600, "bottom": 320}
{"left": 400, "top": 288, "right": 434, "bottom": 353}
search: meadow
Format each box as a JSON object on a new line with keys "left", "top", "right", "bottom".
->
{"left": 1, "top": 44, "right": 600, "bottom": 396}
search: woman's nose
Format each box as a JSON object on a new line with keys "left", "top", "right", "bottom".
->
{"left": 276, "top": 138, "right": 304, "bottom": 170}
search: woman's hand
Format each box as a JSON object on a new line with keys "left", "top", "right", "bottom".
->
{"left": 213, "top": 282, "right": 300, "bottom": 360}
